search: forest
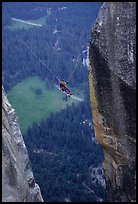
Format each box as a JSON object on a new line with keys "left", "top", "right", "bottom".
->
{"left": 2, "top": 2, "right": 102, "bottom": 91}
{"left": 24, "top": 102, "right": 105, "bottom": 202}
{"left": 2, "top": 2, "right": 105, "bottom": 202}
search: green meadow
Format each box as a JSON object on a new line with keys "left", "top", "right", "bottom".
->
{"left": 7, "top": 76, "right": 84, "bottom": 134}
{"left": 7, "top": 15, "right": 48, "bottom": 30}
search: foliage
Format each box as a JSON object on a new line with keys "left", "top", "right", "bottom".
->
{"left": 35, "top": 88, "right": 42, "bottom": 95}
{"left": 24, "top": 102, "right": 105, "bottom": 202}
{"left": 3, "top": 2, "right": 105, "bottom": 202}
{"left": 2, "top": 2, "right": 103, "bottom": 92}
{"left": 7, "top": 76, "right": 83, "bottom": 134}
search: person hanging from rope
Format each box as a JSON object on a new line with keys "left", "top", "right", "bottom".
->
{"left": 59, "top": 80, "right": 72, "bottom": 95}
{"left": 19, "top": 39, "right": 84, "bottom": 98}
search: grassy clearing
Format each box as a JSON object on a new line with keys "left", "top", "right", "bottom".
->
{"left": 7, "top": 76, "right": 84, "bottom": 134}
{"left": 6, "top": 15, "right": 47, "bottom": 30}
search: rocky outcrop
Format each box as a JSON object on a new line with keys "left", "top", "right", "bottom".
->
{"left": 2, "top": 86, "right": 44, "bottom": 202}
{"left": 89, "top": 2, "right": 136, "bottom": 202}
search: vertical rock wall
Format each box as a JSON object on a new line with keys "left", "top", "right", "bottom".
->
{"left": 89, "top": 2, "right": 136, "bottom": 202}
{"left": 2, "top": 86, "right": 44, "bottom": 202}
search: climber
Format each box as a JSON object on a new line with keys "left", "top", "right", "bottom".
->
{"left": 59, "top": 80, "right": 72, "bottom": 95}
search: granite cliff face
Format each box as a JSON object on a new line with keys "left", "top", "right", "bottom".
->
{"left": 2, "top": 86, "right": 44, "bottom": 202}
{"left": 89, "top": 2, "right": 136, "bottom": 202}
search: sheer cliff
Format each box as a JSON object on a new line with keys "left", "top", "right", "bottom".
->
{"left": 2, "top": 86, "right": 44, "bottom": 202}
{"left": 89, "top": 2, "right": 136, "bottom": 202}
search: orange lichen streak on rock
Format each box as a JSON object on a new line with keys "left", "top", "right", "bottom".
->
{"left": 89, "top": 63, "right": 105, "bottom": 147}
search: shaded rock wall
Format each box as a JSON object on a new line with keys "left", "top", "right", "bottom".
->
{"left": 89, "top": 2, "right": 136, "bottom": 202}
{"left": 2, "top": 86, "right": 44, "bottom": 202}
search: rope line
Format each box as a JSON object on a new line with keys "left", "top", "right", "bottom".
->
{"left": 67, "top": 54, "right": 82, "bottom": 82}
{"left": 20, "top": 39, "right": 82, "bottom": 84}
{"left": 67, "top": 61, "right": 79, "bottom": 82}
{"left": 20, "top": 39, "right": 60, "bottom": 82}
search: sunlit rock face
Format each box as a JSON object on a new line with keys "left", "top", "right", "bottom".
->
{"left": 2, "top": 86, "right": 44, "bottom": 202}
{"left": 89, "top": 2, "right": 136, "bottom": 202}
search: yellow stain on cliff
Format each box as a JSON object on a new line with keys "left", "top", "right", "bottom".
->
{"left": 89, "top": 63, "right": 123, "bottom": 163}
{"left": 89, "top": 64, "right": 106, "bottom": 146}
